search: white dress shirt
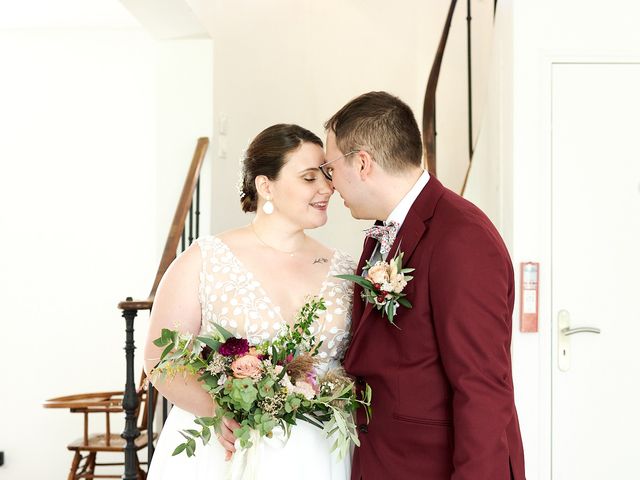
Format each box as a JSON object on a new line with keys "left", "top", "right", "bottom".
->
{"left": 385, "top": 169, "right": 430, "bottom": 230}
{"left": 369, "top": 170, "right": 430, "bottom": 263}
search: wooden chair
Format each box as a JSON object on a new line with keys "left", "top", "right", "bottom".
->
{"left": 44, "top": 138, "right": 209, "bottom": 479}
{"left": 43, "top": 372, "right": 155, "bottom": 480}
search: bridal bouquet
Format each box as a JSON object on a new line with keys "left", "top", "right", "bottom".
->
{"left": 150, "top": 297, "right": 371, "bottom": 461}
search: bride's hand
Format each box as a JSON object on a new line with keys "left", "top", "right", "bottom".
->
{"left": 218, "top": 416, "right": 241, "bottom": 461}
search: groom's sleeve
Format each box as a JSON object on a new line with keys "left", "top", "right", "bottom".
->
{"left": 430, "top": 222, "right": 515, "bottom": 480}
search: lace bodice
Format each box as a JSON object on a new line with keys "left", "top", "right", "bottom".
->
{"left": 196, "top": 236, "right": 356, "bottom": 362}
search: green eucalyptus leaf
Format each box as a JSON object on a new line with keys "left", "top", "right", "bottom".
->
{"left": 201, "top": 426, "right": 211, "bottom": 445}
{"left": 197, "top": 336, "right": 222, "bottom": 351}
{"left": 160, "top": 343, "right": 175, "bottom": 361}
{"left": 213, "top": 323, "right": 234, "bottom": 341}
{"left": 171, "top": 443, "right": 187, "bottom": 456}
{"left": 335, "top": 275, "right": 374, "bottom": 290}
{"left": 397, "top": 297, "right": 412, "bottom": 308}
{"left": 195, "top": 416, "right": 217, "bottom": 427}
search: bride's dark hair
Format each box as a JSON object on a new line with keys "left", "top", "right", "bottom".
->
{"left": 240, "top": 124, "right": 323, "bottom": 213}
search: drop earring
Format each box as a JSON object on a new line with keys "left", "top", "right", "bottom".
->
{"left": 262, "top": 196, "right": 274, "bottom": 215}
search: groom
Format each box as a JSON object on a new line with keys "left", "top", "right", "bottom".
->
{"left": 324, "top": 91, "right": 525, "bottom": 480}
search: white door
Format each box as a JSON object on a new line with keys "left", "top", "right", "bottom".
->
{"left": 551, "top": 63, "right": 640, "bottom": 479}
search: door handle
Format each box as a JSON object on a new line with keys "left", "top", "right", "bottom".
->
{"left": 561, "top": 326, "right": 601, "bottom": 336}
{"left": 557, "top": 310, "right": 601, "bottom": 372}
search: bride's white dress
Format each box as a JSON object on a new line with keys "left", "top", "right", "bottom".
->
{"left": 148, "top": 235, "right": 356, "bottom": 480}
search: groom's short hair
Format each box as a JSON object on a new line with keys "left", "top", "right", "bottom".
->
{"left": 324, "top": 91, "right": 423, "bottom": 172}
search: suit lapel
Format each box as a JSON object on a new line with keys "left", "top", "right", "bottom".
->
{"left": 350, "top": 177, "right": 446, "bottom": 341}
{"left": 350, "top": 233, "right": 379, "bottom": 335}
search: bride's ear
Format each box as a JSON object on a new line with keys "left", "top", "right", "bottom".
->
{"left": 255, "top": 175, "right": 272, "bottom": 199}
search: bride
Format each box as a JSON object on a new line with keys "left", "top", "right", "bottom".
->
{"left": 143, "top": 124, "right": 356, "bottom": 479}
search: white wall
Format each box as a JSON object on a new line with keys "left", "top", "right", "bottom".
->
{"left": 464, "top": 3, "right": 513, "bottom": 246}
{"left": 0, "top": 25, "right": 213, "bottom": 478}
{"left": 154, "top": 39, "right": 214, "bottom": 256}
{"left": 0, "top": 28, "right": 157, "bottom": 478}
{"left": 507, "top": 1, "right": 640, "bottom": 479}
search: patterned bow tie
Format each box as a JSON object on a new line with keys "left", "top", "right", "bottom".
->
{"left": 363, "top": 221, "right": 400, "bottom": 256}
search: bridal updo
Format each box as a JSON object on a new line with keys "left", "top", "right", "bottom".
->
{"left": 240, "top": 124, "right": 323, "bottom": 213}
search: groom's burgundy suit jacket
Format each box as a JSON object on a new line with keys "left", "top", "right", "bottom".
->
{"left": 343, "top": 177, "right": 525, "bottom": 480}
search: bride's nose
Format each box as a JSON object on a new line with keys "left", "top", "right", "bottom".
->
{"left": 319, "top": 177, "right": 334, "bottom": 195}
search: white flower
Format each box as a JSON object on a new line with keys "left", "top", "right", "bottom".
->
{"left": 291, "top": 381, "right": 316, "bottom": 400}
{"left": 206, "top": 353, "right": 227, "bottom": 375}
{"left": 178, "top": 332, "right": 194, "bottom": 344}
{"left": 389, "top": 273, "right": 408, "bottom": 293}
{"left": 278, "top": 368, "right": 291, "bottom": 388}
{"left": 280, "top": 373, "right": 316, "bottom": 400}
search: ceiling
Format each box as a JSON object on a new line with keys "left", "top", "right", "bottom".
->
{"left": 0, "top": 0, "right": 139, "bottom": 29}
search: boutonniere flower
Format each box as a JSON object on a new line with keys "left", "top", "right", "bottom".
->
{"left": 337, "top": 251, "right": 414, "bottom": 327}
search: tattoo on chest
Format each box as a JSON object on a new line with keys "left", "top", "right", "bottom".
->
{"left": 313, "top": 257, "right": 329, "bottom": 265}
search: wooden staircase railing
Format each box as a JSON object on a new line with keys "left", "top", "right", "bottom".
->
{"left": 422, "top": 0, "right": 458, "bottom": 177}
{"left": 118, "top": 137, "right": 209, "bottom": 480}
{"left": 423, "top": 0, "right": 497, "bottom": 195}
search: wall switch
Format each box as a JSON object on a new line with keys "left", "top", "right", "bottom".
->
{"left": 218, "top": 136, "right": 227, "bottom": 159}
{"left": 219, "top": 114, "right": 228, "bottom": 135}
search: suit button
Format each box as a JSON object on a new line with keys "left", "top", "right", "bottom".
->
{"left": 357, "top": 424, "right": 368, "bottom": 433}
{"left": 356, "top": 376, "right": 365, "bottom": 386}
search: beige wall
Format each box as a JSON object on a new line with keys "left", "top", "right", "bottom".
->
{"left": 186, "top": 0, "right": 494, "bottom": 256}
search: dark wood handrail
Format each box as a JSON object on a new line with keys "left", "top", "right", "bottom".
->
{"left": 118, "top": 137, "right": 209, "bottom": 311}
{"left": 422, "top": 0, "right": 458, "bottom": 177}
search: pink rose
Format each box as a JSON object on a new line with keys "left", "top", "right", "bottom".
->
{"left": 230, "top": 354, "right": 263, "bottom": 379}
{"left": 366, "top": 263, "right": 390, "bottom": 285}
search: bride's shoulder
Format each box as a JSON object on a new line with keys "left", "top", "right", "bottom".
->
{"left": 196, "top": 227, "right": 250, "bottom": 251}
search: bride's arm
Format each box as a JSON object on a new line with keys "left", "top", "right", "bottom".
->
{"left": 143, "top": 243, "right": 214, "bottom": 418}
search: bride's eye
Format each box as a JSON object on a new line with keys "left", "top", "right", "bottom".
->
{"left": 304, "top": 177, "right": 316, "bottom": 182}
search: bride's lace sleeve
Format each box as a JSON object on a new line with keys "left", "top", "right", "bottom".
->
{"left": 326, "top": 250, "right": 357, "bottom": 362}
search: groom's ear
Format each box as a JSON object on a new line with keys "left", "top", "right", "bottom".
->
{"left": 357, "top": 150, "right": 375, "bottom": 180}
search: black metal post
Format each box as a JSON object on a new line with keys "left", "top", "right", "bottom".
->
{"left": 147, "top": 384, "right": 155, "bottom": 463}
{"left": 467, "top": 0, "right": 474, "bottom": 159}
{"left": 121, "top": 301, "right": 140, "bottom": 480}
{"left": 163, "top": 398, "right": 169, "bottom": 424}
{"left": 195, "top": 178, "right": 200, "bottom": 239}
{"left": 188, "top": 200, "right": 194, "bottom": 246}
